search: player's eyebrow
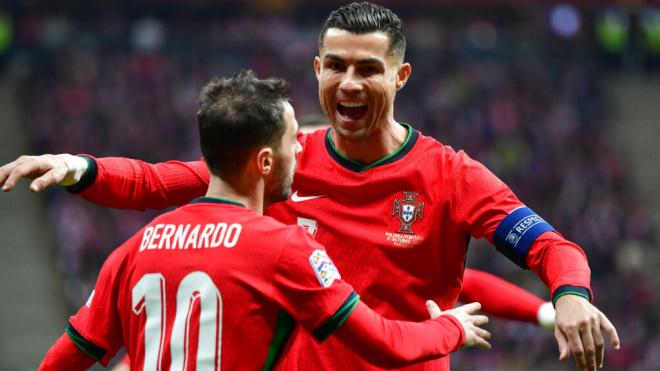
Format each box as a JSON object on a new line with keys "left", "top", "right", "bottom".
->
{"left": 324, "top": 54, "right": 384, "bottom": 69}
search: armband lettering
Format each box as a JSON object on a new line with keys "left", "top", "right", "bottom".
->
{"left": 493, "top": 206, "right": 555, "bottom": 269}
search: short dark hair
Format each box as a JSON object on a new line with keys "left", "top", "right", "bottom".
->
{"left": 318, "top": 2, "right": 406, "bottom": 62}
{"left": 197, "top": 70, "right": 290, "bottom": 178}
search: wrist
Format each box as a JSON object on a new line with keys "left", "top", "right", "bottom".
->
{"left": 59, "top": 154, "right": 89, "bottom": 186}
{"left": 551, "top": 285, "right": 591, "bottom": 307}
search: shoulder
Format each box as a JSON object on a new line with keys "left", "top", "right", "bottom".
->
{"left": 412, "top": 130, "right": 481, "bottom": 170}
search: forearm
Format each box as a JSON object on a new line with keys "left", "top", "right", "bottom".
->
{"left": 461, "top": 269, "right": 544, "bottom": 324}
{"left": 68, "top": 156, "right": 209, "bottom": 210}
{"left": 333, "top": 301, "right": 465, "bottom": 368}
{"left": 526, "top": 231, "right": 592, "bottom": 303}
{"left": 40, "top": 333, "right": 97, "bottom": 371}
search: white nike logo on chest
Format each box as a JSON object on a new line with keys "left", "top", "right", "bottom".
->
{"left": 291, "top": 191, "right": 327, "bottom": 203}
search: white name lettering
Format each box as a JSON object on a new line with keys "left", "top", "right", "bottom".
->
{"left": 139, "top": 223, "right": 242, "bottom": 251}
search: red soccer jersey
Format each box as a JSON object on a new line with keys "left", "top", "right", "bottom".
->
{"left": 66, "top": 197, "right": 356, "bottom": 370}
{"left": 75, "top": 125, "right": 591, "bottom": 371}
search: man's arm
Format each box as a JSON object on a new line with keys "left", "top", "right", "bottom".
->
{"left": 39, "top": 333, "right": 97, "bottom": 371}
{"left": 331, "top": 300, "right": 489, "bottom": 369}
{"left": 449, "top": 149, "right": 619, "bottom": 371}
{"left": 39, "top": 243, "right": 127, "bottom": 369}
{"left": 461, "top": 268, "right": 554, "bottom": 328}
{"left": 0, "top": 154, "right": 209, "bottom": 210}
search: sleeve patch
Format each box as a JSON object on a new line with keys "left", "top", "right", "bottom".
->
{"left": 309, "top": 249, "right": 342, "bottom": 288}
{"left": 493, "top": 206, "right": 555, "bottom": 269}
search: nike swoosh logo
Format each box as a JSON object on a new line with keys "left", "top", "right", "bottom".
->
{"left": 291, "top": 191, "right": 327, "bottom": 203}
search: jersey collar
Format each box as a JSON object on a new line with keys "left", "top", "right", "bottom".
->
{"left": 324, "top": 123, "right": 419, "bottom": 173}
{"left": 190, "top": 197, "right": 246, "bottom": 207}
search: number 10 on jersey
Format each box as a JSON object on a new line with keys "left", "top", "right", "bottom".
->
{"left": 132, "top": 271, "right": 223, "bottom": 370}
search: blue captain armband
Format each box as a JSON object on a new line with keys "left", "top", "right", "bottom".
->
{"left": 493, "top": 206, "right": 555, "bottom": 269}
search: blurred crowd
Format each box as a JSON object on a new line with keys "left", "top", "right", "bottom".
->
{"left": 3, "top": 3, "right": 659, "bottom": 370}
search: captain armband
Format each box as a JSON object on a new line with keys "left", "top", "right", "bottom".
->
{"left": 493, "top": 206, "right": 555, "bottom": 269}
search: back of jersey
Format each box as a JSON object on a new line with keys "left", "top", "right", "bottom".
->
{"left": 122, "top": 199, "right": 294, "bottom": 370}
{"left": 67, "top": 197, "right": 354, "bottom": 371}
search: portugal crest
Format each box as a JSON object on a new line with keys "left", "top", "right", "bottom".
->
{"left": 392, "top": 192, "right": 425, "bottom": 234}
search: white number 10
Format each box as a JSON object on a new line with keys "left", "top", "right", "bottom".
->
{"left": 132, "top": 272, "right": 223, "bottom": 371}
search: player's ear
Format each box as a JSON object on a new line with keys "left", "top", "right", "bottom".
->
{"left": 395, "top": 62, "right": 411, "bottom": 91}
{"left": 314, "top": 56, "right": 321, "bottom": 80}
{"left": 256, "top": 147, "right": 274, "bottom": 176}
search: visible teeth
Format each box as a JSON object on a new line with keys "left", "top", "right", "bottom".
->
{"left": 339, "top": 102, "right": 366, "bottom": 108}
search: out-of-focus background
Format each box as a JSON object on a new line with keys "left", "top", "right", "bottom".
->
{"left": 0, "top": 1, "right": 658, "bottom": 370}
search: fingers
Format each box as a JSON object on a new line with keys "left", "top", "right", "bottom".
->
{"left": 555, "top": 326, "right": 570, "bottom": 361}
{"left": 1, "top": 157, "right": 39, "bottom": 191}
{"left": 579, "top": 320, "right": 597, "bottom": 371}
{"left": 460, "top": 302, "right": 482, "bottom": 314}
{"left": 472, "top": 314, "right": 489, "bottom": 326}
{"left": 30, "top": 168, "right": 66, "bottom": 192}
{"left": 0, "top": 157, "right": 24, "bottom": 191}
{"left": 474, "top": 335, "right": 491, "bottom": 350}
{"left": 599, "top": 312, "right": 620, "bottom": 350}
{"left": 591, "top": 319, "right": 605, "bottom": 368}
{"left": 425, "top": 300, "right": 442, "bottom": 319}
{"left": 473, "top": 326, "right": 491, "bottom": 342}
{"left": 465, "top": 324, "right": 491, "bottom": 350}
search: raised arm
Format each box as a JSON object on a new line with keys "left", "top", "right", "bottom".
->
{"left": 0, "top": 154, "right": 209, "bottom": 210}
{"left": 448, "top": 149, "right": 619, "bottom": 371}
{"left": 461, "top": 268, "right": 554, "bottom": 328}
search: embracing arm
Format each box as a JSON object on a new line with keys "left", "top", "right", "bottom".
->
{"left": 0, "top": 154, "right": 209, "bottom": 210}
{"left": 332, "top": 300, "right": 491, "bottom": 369}
{"left": 73, "top": 156, "right": 209, "bottom": 210}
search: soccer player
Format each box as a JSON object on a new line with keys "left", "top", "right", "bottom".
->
{"left": 39, "top": 71, "right": 492, "bottom": 370}
{"left": 2, "top": 3, "right": 618, "bottom": 371}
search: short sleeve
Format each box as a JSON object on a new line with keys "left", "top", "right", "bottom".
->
{"left": 272, "top": 228, "right": 357, "bottom": 342}
{"left": 67, "top": 246, "right": 127, "bottom": 366}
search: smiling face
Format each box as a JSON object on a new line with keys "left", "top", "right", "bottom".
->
{"left": 315, "top": 28, "right": 411, "bottom": 142}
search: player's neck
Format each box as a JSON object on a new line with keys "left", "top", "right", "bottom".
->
{"left": 331, "top": 120, "right": 408, "bottom": 165}
{"left": 206, "top": 176, "right": 264, "bottom": 215}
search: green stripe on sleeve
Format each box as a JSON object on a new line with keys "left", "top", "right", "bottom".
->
{"left": 262, "top": 311, "right": 296, "bottom": 371}
{"left": 312, "top": 291, "right": 360, "bottom": 342}
{"left": 65, "top": 156, "right": 98, "bottom": 193}
{"left": 552, "top": 285, "right": 592, "bottom": 307}
{"left": 65, "top": 323, "right": 106, "bottom": 362}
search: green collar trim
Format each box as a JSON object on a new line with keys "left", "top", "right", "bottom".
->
{"left": 325, "top": 123, "right": 418, "bottom": 173}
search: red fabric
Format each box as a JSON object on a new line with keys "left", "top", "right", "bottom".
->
{"left": 527, "top": 231, "right": 592, "bottom": 300}
{"left": 68, "top": 200, "right": 356, "bottom": 370}
{"left": 460, "top": 269, "right": 544, "bottom": 324}
{"left": 78, "top": 127, "right": 591, "bottom": 370}
{"left": 332, "top": 301, "right": 465, "bottom": 369}
{"left": 80, "top": 156, "right": 209, "bottom": 210}
{"left": 39, "top": 334, "right": 97, "bottom": 371}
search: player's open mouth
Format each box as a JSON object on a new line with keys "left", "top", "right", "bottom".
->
{"left": 337, "top": 102, "right": 368, "bottom": 121}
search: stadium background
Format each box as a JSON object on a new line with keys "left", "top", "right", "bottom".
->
{"left": 0, "top": 1, "right": 659, "bottom": 370}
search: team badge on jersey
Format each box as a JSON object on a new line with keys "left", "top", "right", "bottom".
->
{"left": 309, "top": 249, "right": 341, "bottom": 288}
{"left": 392, "top": 192, "right": 425, "bottom": 234}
